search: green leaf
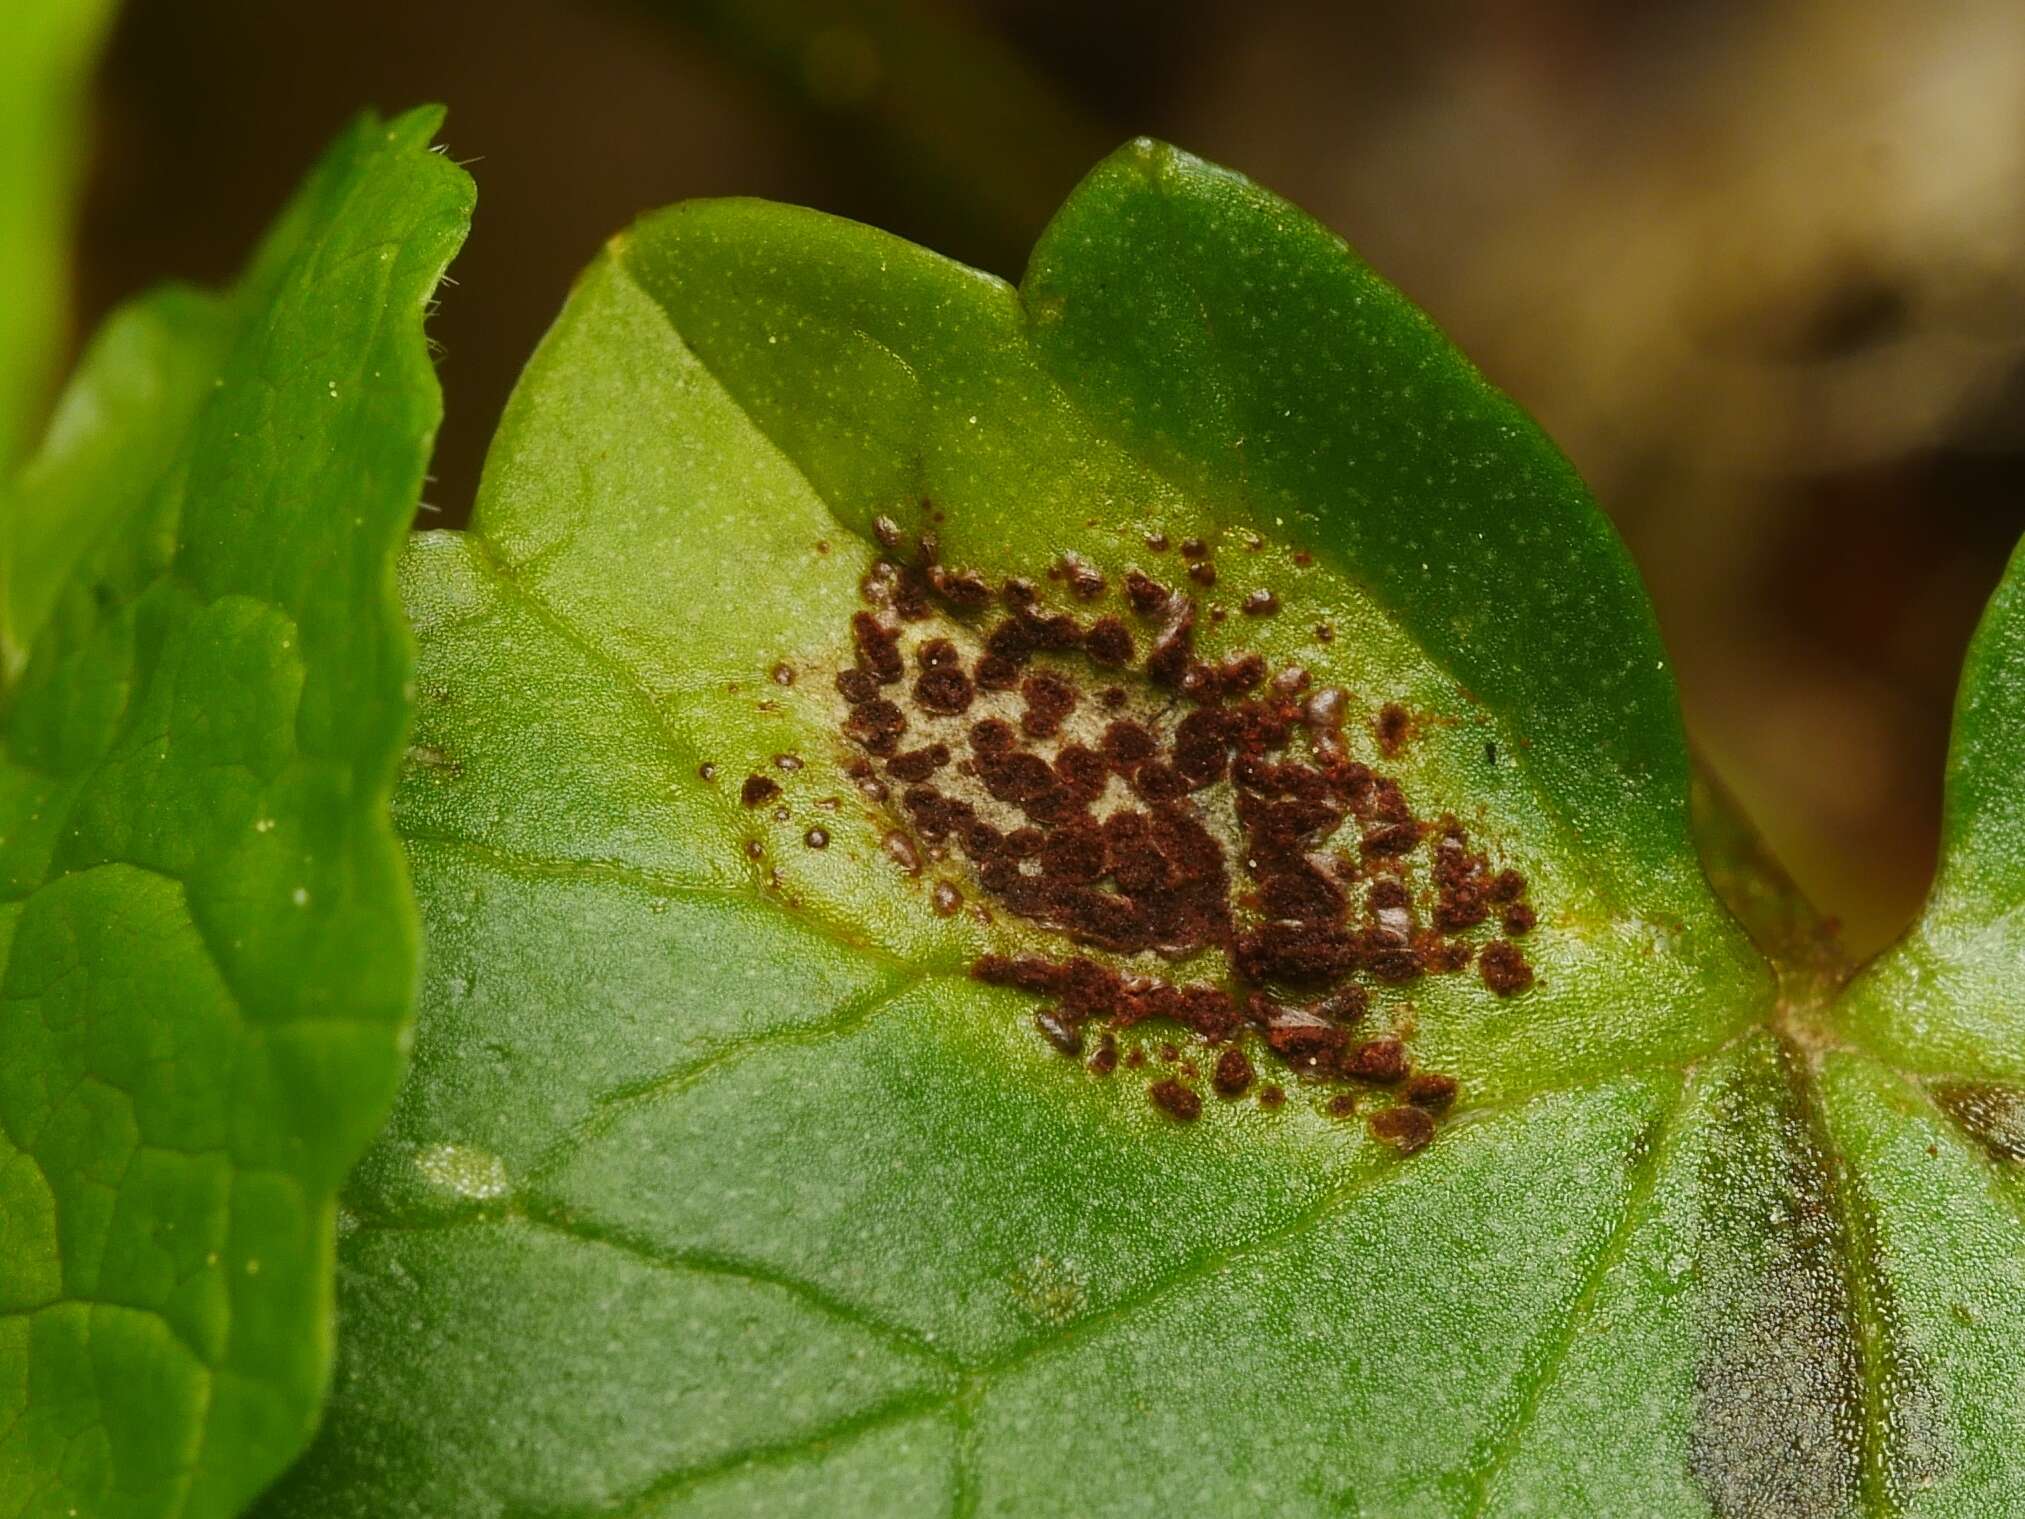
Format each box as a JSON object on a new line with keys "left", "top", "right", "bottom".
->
{"left": 1839, "top": 538, "right": 2025, "bottom": 1080}
{"left": 271, "top": 142, "right": 2018, "bottom": 1515}
{"left": 0, "top": 0, "right": 119, "bottom": 670}
{"left": 0, "top": 110, "right": 470, "bottom": 1518}
{"left": 3, "top": 292, "right": 226, "bottom": 688}
{"left": 0, "top": 0, "right": 115, "bottom": 472}
{"left": 1804, "top": 537, "right": 2025, "bottom": 1512}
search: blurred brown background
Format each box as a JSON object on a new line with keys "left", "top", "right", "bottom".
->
{"left": 75, "top": 0, "right": 2025, "bottom": 955}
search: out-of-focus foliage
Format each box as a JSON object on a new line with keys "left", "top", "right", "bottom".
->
{"left": 1, "top": 109, "right": 469, "bottom": 1519}
{"left": 0, "top": 0, "right": 115, "bottom": 470}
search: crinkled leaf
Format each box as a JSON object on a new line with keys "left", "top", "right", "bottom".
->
{"left": 4, "top": 292, "right": 226, "bottom": 690}
{"left": 272, "top": 143, "right": 2020, "bottom": 1515}
{"left": 0, "top": 111, "right": 470, "bottom": 1518}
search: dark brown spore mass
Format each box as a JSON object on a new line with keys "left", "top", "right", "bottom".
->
{"left": 915, "top": 664, "right": 975, "bottom": 715}
{"left": 829, "top": 543, "right": 1546, "bottom": 1144}
{"left": 1479, "top": 939, "right": 1535, "bottom": 996}
{"left": 844, "top": 699, "right": 907, "bottom": 756}
{"left": 1149, "top": 1078, "right": 1203, "bottom": 1122}
{"left": 852, "top": 611, "right": 904, "bottom": 684}
{"left": 836, "top": 668, "right": 880, "bottom": 704}
{"left": 1125, "top": 571, "right": 1171, "bottom": 615}
{"left": 1085, "top": 617, "right": 1135, "bottom": 666}
{"left": 1404, "top": 1072, "right": 1459, "bottom": 1112}
{"left": 1369, "top": 1104, "right": 1436, "bottom": 1153}
{"left": 1088, "top": 1034, "right": 1119, "bottom": 1076}
{"left": 886, "top": 744, "right": 950, "bottom": 783}
{"left": 741, "top": 775, "right": 780, "bottom": 807}
{"left": 1376, "top": 702, "right": 1411, "bottom": 756}
{"left": 1213, "top": 1047, "right": 1255, "bottom": 1097}
{"left": 930, "top": 566, "right": 992, "bottom": 607}
{"left": 1342, "top": 1037, "right": 1409, "bottom": 1085}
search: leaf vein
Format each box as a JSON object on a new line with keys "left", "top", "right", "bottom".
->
{"left": 518, "top": 967, "right": 938, "bottom": 1187}
{"left": 514, "top": 1385, "right": 954, "bottom": 1519}
{"left": 974, "top": 1151, "right": 1404, "bottom": 1379}
{"left": 1461, "top": 1070, "right": 1691, "bottom": 1514}
{"left": 519, "top": 1208, "right": 964, "bottom": 1371}
{"left": 398, "top": 830, "right": 926, "bottom": 974}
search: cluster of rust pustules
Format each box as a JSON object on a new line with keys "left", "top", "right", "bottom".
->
{"left": 804, "top": 521, "right": 1540, "bottom": 1152}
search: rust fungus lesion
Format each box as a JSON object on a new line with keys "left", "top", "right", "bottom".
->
{"left": 827, "top": 512, "right": 1542, "bottom": 1152}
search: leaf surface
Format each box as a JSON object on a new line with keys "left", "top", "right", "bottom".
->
{"left": 1816, "top": 536, "right": 2025, "bottom": 1511}
{"left": 1839, "top": 538, "right": 2025, "bottom": 1080}
{"left": 273, "top": 143, "right": 2021, "bottom": 1515}
{"left": 0, "top": 111, "right": 470, "bottom": 1518}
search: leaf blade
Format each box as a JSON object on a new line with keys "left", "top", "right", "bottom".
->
{"left": 267, "top": 141, "right": 2025, "bottom": 1517}
{"left": 0, "top": 108, "right": 470, "bottom": 1519}
{"left": 1816, "top": 536, "right": 2025, "bottom": 1512}
{"left": 1838, "top": 537, "right": 2025, "bottom": 1079}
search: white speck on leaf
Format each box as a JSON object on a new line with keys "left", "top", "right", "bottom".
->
{"left": 415, "top": 1143, "right": 511, "bottom": 1201}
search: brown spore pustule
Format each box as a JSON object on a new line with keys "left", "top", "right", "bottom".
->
{"left": 1369, "top": 1104, "right": 1435, "bottom": 1153}
{"left": 1149, "top": 1078, "right": 1203, "bottom": 1122}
